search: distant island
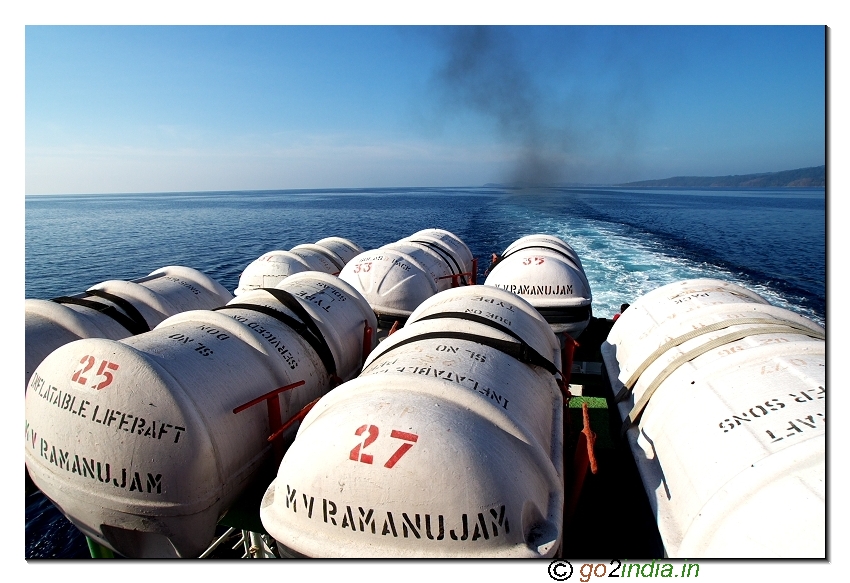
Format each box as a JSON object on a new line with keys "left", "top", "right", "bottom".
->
{"left": 616, "top": 165, "right": 825, "bottom": 188}
{"left": 484, "top": 165, "right": 825, "bottom": 189}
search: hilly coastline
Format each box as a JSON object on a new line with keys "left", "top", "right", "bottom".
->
{"left": 616, "top": 165, "right": 825, "bottom": 188}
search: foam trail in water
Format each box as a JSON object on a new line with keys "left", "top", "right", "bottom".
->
{"left": 528, "top": 217, "right": 824, "bottom": 327}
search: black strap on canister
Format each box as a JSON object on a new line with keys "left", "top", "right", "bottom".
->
{"left": 215, "top": 288, "right": 338, "bottom": 379}
{"left": 382, "top": 310, "right": 559, "bottom": 376}
{"left": 534, "top": 305, "right": 593, "bottom": 324}
{"left": 51, "top": 290, "right": 151, "bottom": 335}
{"left": 409, "top": 239, "right": 468, "bottom": 286}
{"left": 618, "top": 318, "right": 826, "bottom": 436}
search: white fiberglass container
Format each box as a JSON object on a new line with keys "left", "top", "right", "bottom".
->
{"left": 338, "top": 247, "right": 436, "bottom": 326}
{"left": 502, "top": 234, "right": 585, "bottom": 272}
{"left": 234, "top": 238, "right": 364, "bottom": 296}
{"left": 290, "top": 244, "right": 345, "bottom": 272}
{"left": 401, "top": 228, "right": 475, "bottom": 284}
{"left": 484, "top": 235, "right": 592, "bottom": 338}
{"left": 25, "top": 271, "right": 376, "bottom": 558}
{"left": 601, "top": 279, "right": 825, "bottom": 558}
{"left": 260, "top": 285, "right": 564, "bottom": 558}
{"left": 314, "top": 237, "right": 364, "bottom": 266}
{"left": 233, "top": 251, "right": 312, "bottom": 296}
{"left": 25, "top": 265, "right": 233, "bottom": 391}
{"left": 338, "top": 230, "right": 474, "bottom": 327}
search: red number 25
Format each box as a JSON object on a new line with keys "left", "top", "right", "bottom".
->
{"left": 71, "top": 355, "right": 119, "bottom": 390}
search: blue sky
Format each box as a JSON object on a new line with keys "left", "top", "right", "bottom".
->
{"left": 23, "top": 23, "right": 825, "bottom": 194}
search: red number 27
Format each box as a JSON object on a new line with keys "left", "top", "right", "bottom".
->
{"left": 349, "top": 425, "right": 419, "bottom": 469}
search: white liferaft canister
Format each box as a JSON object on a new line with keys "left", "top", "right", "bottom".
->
{"left": 381, "top": 241, "right": 459, "bottom": 291}
{"left": 338, "top": 229, "right": 474, "bottom": 328}
{"left": 484, "top": 235, "right": 592, "bottom": 338}
{"left": 401, "top": 228, "right": 475, "bottom": 284}
{"left": 25, "top": 271, "right": 376, "bottom": 558}
{"left": 25, "top": 265, "right": 233, "bottom": 390}
{"left": 337, "top": 247, "right": 437, "bottom": 326}
{"left": 260, "top": 285, "right": 564, "bottom": 558}
{"left": 501, "top": 234, "right": 585, "bottom": 272}
{"left": 234, "top": 238, "right": 365, "bottom": 296}
{"left": 289, "top": 244, "right": 345, "bottom": 273}
{"left": 601, "top": 278, "right": 825, "bottom": 558}
{"left": 314, "top": 237, "right": 364, "bottom": 266}
{"left": 234, "top": 250, "right": 312, "bottom": 296}
{"left": 272, "top": 272, "right": 378, "bottom": 383}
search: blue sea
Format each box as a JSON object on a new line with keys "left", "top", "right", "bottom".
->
{"left": 24, "top": 185, "right": 826, "bottom": 558}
